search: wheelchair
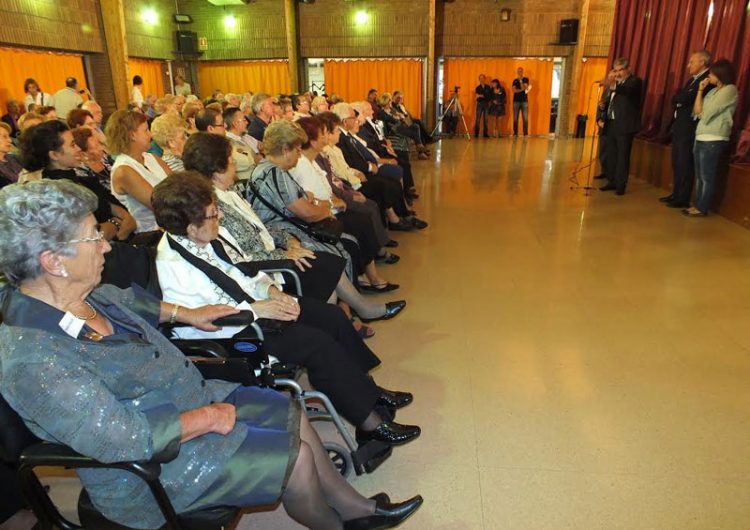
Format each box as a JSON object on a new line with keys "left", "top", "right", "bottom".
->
{"left": 103, "top": 241, "right": 392, "bottom": 478}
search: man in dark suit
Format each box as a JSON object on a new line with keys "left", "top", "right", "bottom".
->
{"left": 594, "top": 69, "right": 617, "bottom": 180}
{"left": 661, "top": 50, "right": 712, "bottom": 208}
{"left": 600, "top": 58, "right": 643, "bottom": 195}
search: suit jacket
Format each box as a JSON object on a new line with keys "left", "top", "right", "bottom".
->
{"left": 671, "top": 70, "right": 711, "bottom": 140}
{"left": 608, "top": 74, "right": 643, "bottom": 135}
{"left": 247, "top": 116, "right": 268, "bottom": 142}
{"left": 357, "top": 121, "right": 391, "bottom": 159}
{"left": 337, "top": 130, "right": 374, "bottom": 178}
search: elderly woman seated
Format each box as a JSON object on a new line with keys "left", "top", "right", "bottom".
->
{"left": 19, "top": 120, "right": 135, "bottom": 241}
{"left": 107, "top": 110, "right": 172, "bottom": 235}
{"left": 0, "top": 123, "right": 22, "bottom": 188}
{"left": 248, "top": 120, "right": 399, "bottom": 292}
{"left": 71, "top": 126, "right": 114, "bottom": 192}
{"left": 150, "top": 112, "right": 188, "bottom": 172}
{"left": 152, "top": 172, "right": 420, "bottom": 442}
{"left": 376, "top": 93, "right": 430, "bottom": 160}
{"left": 181, "top": 132, "right": 405, "bottom": 326}
{"left": 291, "top": 117, "right": 400, "bottom": 268}
{"left": 0, "top": 179, "right": 422, "bottom": 530}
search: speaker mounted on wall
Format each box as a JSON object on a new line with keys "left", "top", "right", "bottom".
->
{"left": 175, "top": 30, "right": 200, "bottom": 56}
{"left": 558, "top": 19, "right": 579, "bottom": 45}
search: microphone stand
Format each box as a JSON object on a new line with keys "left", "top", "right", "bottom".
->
{"left": 569, "top": 81, "right": 604, "bottom": 196}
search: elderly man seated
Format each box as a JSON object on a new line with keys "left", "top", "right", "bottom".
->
{"left": 196, "top": 108, "right": 256, "bottom": 182}
{"left": 248, "top": 92, "right": 276, "bottom": 142}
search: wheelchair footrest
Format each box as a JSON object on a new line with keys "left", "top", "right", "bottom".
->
{"left": 352, "top": 440, "right": 392, "bottom": 475}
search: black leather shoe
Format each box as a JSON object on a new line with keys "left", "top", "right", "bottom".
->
{"left": 360, "top": 300, "right": 407, "bottom": 323}
{"left": 408, "top": 217, "right": 428, "bottom": 229}
{"left": 599, "top": 183, "right": 616, "bottom": 191}
{"left": 356, "top": 421, "right": 421, "bottom": 446}
{"left": 658, "top": 194, "right": 674, "bottom": 203}
{"left": 377, "top": 388, "right": 413, "bottom": 409}
{"left": 385, "top": 239, "right": 399, "bottom": 248}
{"left": 369, "top": 492, "right": 390, "bottom": 504}
{"left": 376, "top": 253, "right": 400, "bottom": 264}
{"left": 360, "top": 283, "right": 400, "bottom": 294}
{"left": 344, "top": 495, "right": 423, "bottom": 530}
{"left": 593, "top": 173, "right": 607, "bottom": 180}
{"left": 389, "top": 220, "right": 415, "bottom": 232}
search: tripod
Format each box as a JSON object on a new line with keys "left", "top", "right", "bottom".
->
{"left": 569, "top": 82, "right": 604, "bottom": 195}
{"left": 432, "top": 90, "right": 471, "bottom": 140}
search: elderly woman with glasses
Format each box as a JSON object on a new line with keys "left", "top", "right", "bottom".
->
{"left": 0, "top": 179, "right": 423, "bottom": 530}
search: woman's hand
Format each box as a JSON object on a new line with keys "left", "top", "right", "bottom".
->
{"left": 251, "top": 299, "right": 300, "bottom": 321}
{"left": 181, "top": 304, "right": 241, "bottom": 331}
{"left": 284, "top": 245, "right": 316, "bottom": 271}
{"left": 352, "top": 191, "right": 367, "bottom": 203}
{"left": 206, "top": 403, "right": 236, "bottom": 435}
{"left": 698, "top": 77, "right": 712, "bottom": 90}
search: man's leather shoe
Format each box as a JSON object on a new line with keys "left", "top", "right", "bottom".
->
{"left": 385, "top": 239, "right": 399, "bottom": 248}
{"left": 599, "top": 183, "right": 616, "bottom": 191}
{"left": 666, "top": 201, "right": 688, "bottom": 208}
{"left": 389, "top": 220, "right": 415, "bottom": 232}
{"left": 344, "top": 495, "right": 423, "bottom": 530}
{"left": 377, "top": 387, "right": 413, "bottom": 409}
{"left": 594, "top": 174, "right": 607, "bottom": 180}
{"left": 658, "top": 194, "right": 674, "bottom": 203}
{"left": 356, "top": 421, "right": 421, "bottom": 446}
{"left": 360, "top": 301, "right": 406, "bottom": 323}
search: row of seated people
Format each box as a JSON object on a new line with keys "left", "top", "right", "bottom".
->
{"left": 0, "top": 91, "right": 430, "bottom": 529}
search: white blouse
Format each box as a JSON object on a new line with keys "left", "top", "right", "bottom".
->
{"left": 156, "top": 232, "right": 278, "bottom": 340}
{"left": 111, "top": 153, "right": 169, "bottom": 233}
{"left": 289, "top": 154, "right": 334, "bottom": 201}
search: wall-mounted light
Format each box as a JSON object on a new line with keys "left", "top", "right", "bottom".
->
{"left": 141, "top": 7, "right": 158, "bottom": 25}
{"left": 354, "top": 10, "right": 369, "bottom": 25}
{"left": 224, "top": 15, "right": 237, "bottom": 29}
{"left": 500, "top": 8, "right": 512, "bottom": 21}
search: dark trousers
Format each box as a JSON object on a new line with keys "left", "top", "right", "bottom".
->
{"left": 337, "top": 209, "right": 381, "bottom": 265}
{"left": 513, "top": 102, "right": 529, "bottom": 136}
{"left": 671, "top": 133, "right": 696, "bottom": 204}
{"left": 597, "top": 127, "right": 608, "bottom": 176}
{"left": 360, "top": 175, "right": 409, "bottom": 218}
{"left": 474, "top": 102, "right": 489, "bottom": 136}
{"left": 444, "top": 115, "right": 458, "bottom": 135}
{"left": 605, "top": 130, "right": 635, "bottom": 192}
{"left": 264, "top": 297, "right": 381, "bottom": 425}
{"left": 395, "top": 150, "right": 415, "bottom": 190}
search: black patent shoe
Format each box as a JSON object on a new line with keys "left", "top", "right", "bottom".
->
{"left": 369, "top": 492, "right": 390, "bottom": 504}
{"left": 356, "top": 421, "right": 421, "bottom": 446}
{"left": 377, "top": 388, "right": 413, "bottom": 409}
{"left": 389, "top": 220, "right": 415, "bottom": 232}
{"left": 344, "top": 495, "right": 424, "bottom": 530}
{"left": 359, "top": 301, "right": 406, "bottom": 323}
{"left": 406, "top": 216, "right": 428, "bottom": 229}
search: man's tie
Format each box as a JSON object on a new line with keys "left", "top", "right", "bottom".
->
{"left": 350, "top": 135, "right": 378, "bottom": 164}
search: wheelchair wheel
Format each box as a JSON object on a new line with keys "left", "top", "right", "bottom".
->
{"left": 323, "top": 442, "right": 353, "bottom": 478}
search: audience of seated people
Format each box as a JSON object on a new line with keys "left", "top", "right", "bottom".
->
{"left": 0, "top": 78, "right": 433, "bottom": 529}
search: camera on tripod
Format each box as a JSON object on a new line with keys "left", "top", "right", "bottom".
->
{"left": 454, "top": 86, "right": 461, "bottom": 93}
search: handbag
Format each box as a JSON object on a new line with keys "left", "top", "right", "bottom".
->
{"left": 249, "top": 167, "right": 343, "bottom": 245}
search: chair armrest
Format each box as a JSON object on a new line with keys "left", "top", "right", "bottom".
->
{"left": 190, "top": 357, "right": 259, "bottom": 386}
{"left": 20, "top": 443, "right": 162, "bottom": 482}
{"left": 260, "top": 267, "right": 303, "bottom": 296}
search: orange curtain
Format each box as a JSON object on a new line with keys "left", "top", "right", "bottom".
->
{"left": 0, "top": 47, "right": 87, "bottom": 113}
{"left": 573, "top": 58, "right": 609, "bottom": 136}
{"left": 442, "top": 58, "right": 554, "bottom": 136}
{"left": 128, "top": 58, "right": 166, "bottom": 98}
{"left": 325, "top": 59, "right": 423, "bottom": 119}
{"left": 197, "top": 61, "right": 291, "bottom": 98}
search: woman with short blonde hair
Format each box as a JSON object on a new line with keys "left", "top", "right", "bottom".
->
{"left": 151, "top": 113, "right": 188, "bottom": 172}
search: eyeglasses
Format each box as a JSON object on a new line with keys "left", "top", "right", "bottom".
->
{"left": 65, "top": 231, "right": 106, "bottom": 245}
{"left": 212, "top": 122, "right": 226, "bottom": 128}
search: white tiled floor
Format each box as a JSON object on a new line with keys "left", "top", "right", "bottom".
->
{"left": 39, "top": 137, "right": 750, "bottom": 529}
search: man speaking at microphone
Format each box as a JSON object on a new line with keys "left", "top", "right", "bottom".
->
{"left": 599, "top": 58, "right": 643, "bottom": 196}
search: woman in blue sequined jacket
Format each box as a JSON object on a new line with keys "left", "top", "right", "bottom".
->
{"left": 0, "top": 179, "right": 422, "bottom": 530}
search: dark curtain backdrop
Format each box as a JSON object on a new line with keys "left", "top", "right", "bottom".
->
{"left": 608, "top": 0, "right": 750, "bottom": 163}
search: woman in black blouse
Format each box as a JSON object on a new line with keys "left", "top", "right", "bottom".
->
{"left": 19, "top": 120, "right": 136, "bottom": 241}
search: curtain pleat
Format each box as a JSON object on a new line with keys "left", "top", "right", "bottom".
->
{"left": 0, "top": 47, "right": 87, "bottom": 113}
{"left": 128, "top": 58, "right": 166, "bottom": 98}
{"left": 197, "top": 61, "right": 292, "bottom": 98}
{"left": 324, "top": 60, "right": 423, "bottom": 119}
{"left": 442, "top": 58, "right": 554, "bottom": 136}
{"left": 574, "top": 58, "right": 609, "bottom": 136}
